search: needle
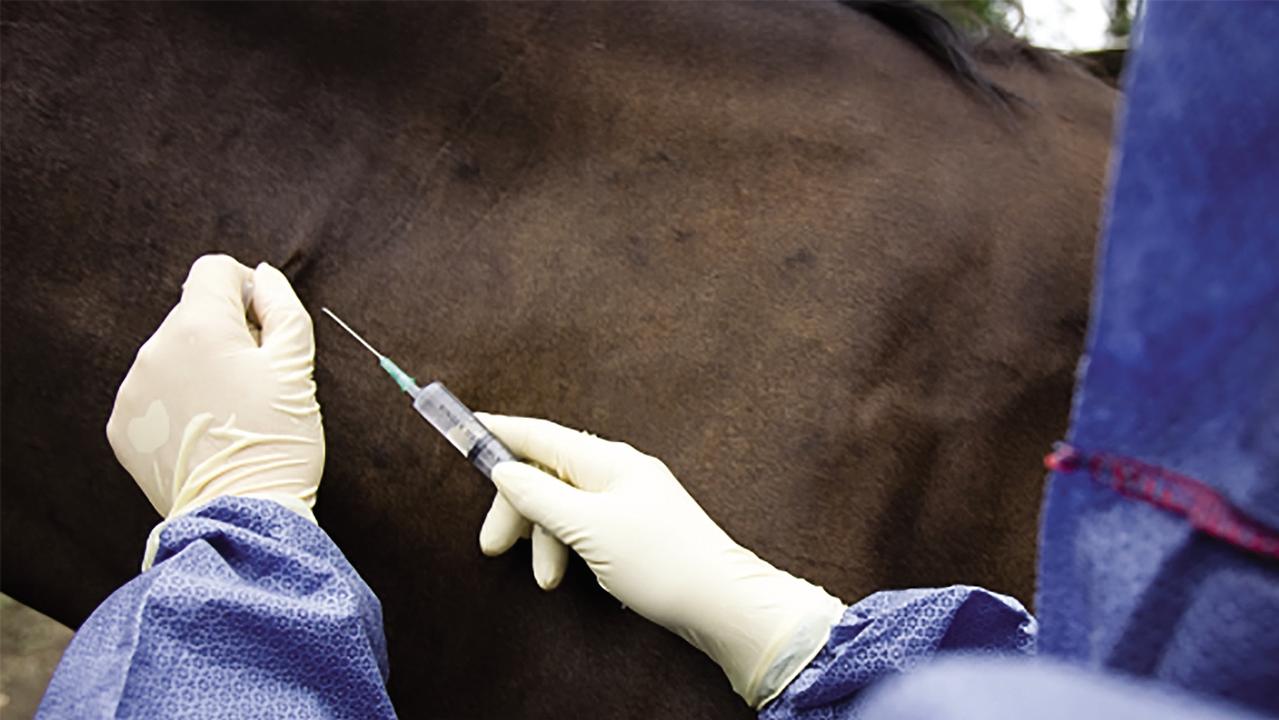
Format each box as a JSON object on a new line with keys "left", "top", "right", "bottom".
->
{"left": 321, "top": 306, "right": 421, "bottom": 396}
{"left": 321, "top": 307, "right": 382, "bottom": 359}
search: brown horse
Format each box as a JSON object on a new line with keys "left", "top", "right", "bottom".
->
{"left": 1, "top": 2, "right": 1115, "bottom": 717}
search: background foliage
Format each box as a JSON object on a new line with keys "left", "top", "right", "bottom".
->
{"left": 927, "top": 0, "right": 1139, "bottom": 47}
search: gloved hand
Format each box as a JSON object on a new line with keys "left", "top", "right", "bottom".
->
{"left": 474, "top": 413, "right": 846, "bottom": 708}
{"left": 106, "top": 255, "right": 324, "bottom": 570}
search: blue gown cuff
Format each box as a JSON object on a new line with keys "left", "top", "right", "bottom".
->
{"left": 37, "top": 496, "right": 395, "bottom": 719}
{"left": 762, "top": 585, "right": 1035, "bottom": 718}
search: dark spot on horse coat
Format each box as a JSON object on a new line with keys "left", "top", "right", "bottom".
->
{"left": 785, "top": 247, "right": 817, "bottom": 269}
{"left": 216, "top": 211, "right": 246, "bottom": 240}
{"left": 454, "top": 159, "right": 482, "bottom": 182}
{"left": 217, "top": 125, "right": 243, "bottom": 152}
{"left": 370, "top": 450, "right": 393, "bottom": 470}
{"left": 627, "top": 235, "right": 651, "bottom": 268}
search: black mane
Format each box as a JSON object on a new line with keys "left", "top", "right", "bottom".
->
{"left": 842, "top": 0, "right": 1020, "bottom": 105}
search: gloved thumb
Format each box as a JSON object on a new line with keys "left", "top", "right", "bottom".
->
{"left": 251, "top": 262, "right": 314, "bottom": 357}
{"left": 491, "top": 461, "right": 592, "bottom": 543}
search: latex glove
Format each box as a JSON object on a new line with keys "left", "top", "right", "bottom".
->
{"left": 474, "top": 413, "right": 846, "bottom": 708}
{"left": 106, "top": 255, "right": 324, "bottom": 570}
{"left": 479, "top": 486, "right": 570, "bottom": 591}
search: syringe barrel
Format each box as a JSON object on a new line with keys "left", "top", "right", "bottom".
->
{"left": 411, "top": 381, "right": 516, "bottom": 479}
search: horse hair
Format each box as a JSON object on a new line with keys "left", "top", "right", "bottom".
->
{"left": 842, "top": 0, "right": 1022, "bottom": 106}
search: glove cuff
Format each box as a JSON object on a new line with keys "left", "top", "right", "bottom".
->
{"left": 747, "top": 585, "right": 845, "bottom": 708}
{"left": 141, "top": 520, "right": 168, "bottom": 572}
{"left": 140, "top": 494, "right": 318, "bottom": 572}
{"left": 672, "top": 545, "right": 846, "bottom": 708}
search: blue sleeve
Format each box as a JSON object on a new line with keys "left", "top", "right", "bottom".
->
{"left": 36, "top": 496, "right": 395, "bottom": 720}
{"left": 760, "top": 585, "right": 1035, "bottom": 719}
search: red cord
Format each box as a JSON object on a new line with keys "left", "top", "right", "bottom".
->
{"left": 1045, "top": 444, "right": 1279, "bottom": 560}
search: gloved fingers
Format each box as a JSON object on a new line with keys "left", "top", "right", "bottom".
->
{"left": 531, "top": 524, "right": 568, "bottom": 591}
{"left": 251, "top": 262, "right": 315, "bottom": 358}
{"left": 479, "top": 493, "right": 531, "bottom": 556}
{"left": 180, "top": 254, "right": 254, "bottom": 309}
{"left": 176, "top": 254, "right": 257, "bottom": 346}
{"left": 477, "top": 413, "right": 621, "bottom": 490}
{"left": 491, "top": 461, "right": 594, "bottom": 540}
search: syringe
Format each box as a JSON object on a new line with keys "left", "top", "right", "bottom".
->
{"left": 321, "top": 307, "right": 517, "bottom": 479}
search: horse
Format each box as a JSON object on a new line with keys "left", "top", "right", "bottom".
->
{"left": 0, "top": 2, "right": 1116, "bottom": 716}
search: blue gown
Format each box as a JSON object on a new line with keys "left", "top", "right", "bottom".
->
{"left": 38, "top": 1, "right": 1279, "bottom": 718}
{"left": 37, "top": 498, "right": 395, "bottom": 719}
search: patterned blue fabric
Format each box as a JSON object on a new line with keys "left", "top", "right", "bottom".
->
{"left": 761, "top": 587, "right": 1035, "bottom": 719}
{"left": 764, "top": 2, "right": 1279, "bottom": 718}
{"left": 37, "top": 497, "right": 395, "bottom": 719}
